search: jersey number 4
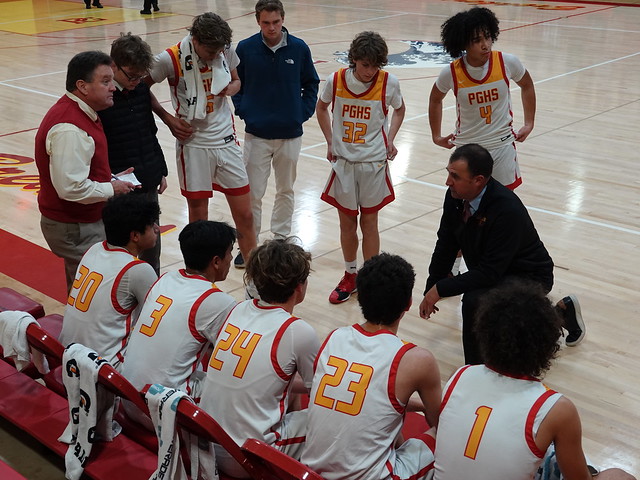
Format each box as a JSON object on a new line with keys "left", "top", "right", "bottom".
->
{"left": 313, "top": 355, "right": 373, "bottom": 416}
{"left": 479, "top": 105, "right": 493, "bottom": 124}
{"left": 209, "top": 323, "right": 262, "bottom": 378}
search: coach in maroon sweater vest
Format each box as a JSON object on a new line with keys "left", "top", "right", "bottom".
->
{"left": 35, "top": 51, "right": 136, "bottom": 292}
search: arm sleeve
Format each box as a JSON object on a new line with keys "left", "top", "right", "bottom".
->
{"left": 149, "top": 50, "right": 173, "bottom": 84}
{"left": 502, "top": 53, "right": 526, "bottom": 82}
{"left": 46, "top": 124, "right": 114, "bottom": 203}
{"left": 386, "top": 74, "right": 404, "bottom": 110}
{"left": 434, "top": 65, "right": 453, "bottom": 94}
{"left": 319, "top": 73, "right": 334, "bottom": 104}
{"left": 278, "top": 320, "right": 320, "bottom": 389}
{"left": 196, "top": 293, "right": 238, "bottom": 343}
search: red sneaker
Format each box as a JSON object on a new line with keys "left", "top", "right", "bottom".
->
{"left": 329, "top": 272, "right": 357, "bottom": 304}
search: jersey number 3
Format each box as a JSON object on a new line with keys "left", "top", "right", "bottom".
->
{"left": 313, "top": 355, "right": 373, "bottom": 416}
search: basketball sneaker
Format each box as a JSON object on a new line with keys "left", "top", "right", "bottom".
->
{"left": 234, "top": 252, "right": 245, "bottom": 269}
{"left": 557, "top": 295, "right": 585, "bottom": 346}
{"left": 329, "top": 272, "right": 357, "bottom": 304}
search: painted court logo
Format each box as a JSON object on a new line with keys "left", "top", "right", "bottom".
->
{"left": 334, "top": 41, "right": 451, "bottom": 69}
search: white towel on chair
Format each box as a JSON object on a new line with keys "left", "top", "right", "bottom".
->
{"left": 178, "top": 35, "right": 231, "bottom": 121}
{"left": 0, "top": 310, "right": 49, "bottom": 373}
{"left": 145, "top": 384, "right": 194, "bottom": 480}
{"left": 59, "top": 343, "right": 119, "bottom": 480}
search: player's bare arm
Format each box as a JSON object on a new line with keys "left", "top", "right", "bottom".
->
{"left": 515, "top": 70, "right": 536, "bottom": 142}
{"left": 429, "top": 84, "right": 454, "bottom": 149}
{"left": 387, "top": 100, "right": 406, "bottom": 160}
{"left": 316, "top": 99, "right": 335, "bottom": 161}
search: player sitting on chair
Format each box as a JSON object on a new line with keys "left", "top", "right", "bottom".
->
{"left": 302, "top": 253, "right": 441, "bottom": 480}
{"left": 121, "top": 220, "right": 237, "bottom": 428}
{"left": 60, "top": 193, "right": 159, "bottom": 370}
{"left": 199, "top": 238, "right": 320, "bottom": 478}
{"left": 434, "top": 278, "right": 636, "bottom": 480}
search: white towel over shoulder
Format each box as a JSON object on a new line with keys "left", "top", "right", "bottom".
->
{"left": 178, "top": 35, "right": 231, "bottom": 121}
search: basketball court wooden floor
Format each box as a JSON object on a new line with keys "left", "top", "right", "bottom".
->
{"left": 0, "top": 0, "right": 638, "bottom": 477}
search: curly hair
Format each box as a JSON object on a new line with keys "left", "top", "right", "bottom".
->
{"left": 255, "top": 0, "right": 285, "bottom": 20}
{"left": 348, "top": 31, "right": 388, "bottom": 69}
{"left": 102, "top": 194, "right": 160, "bottom": 247}
{"left": 189, "top": 12, "right": 232, "bottom": 49}
{"left": 245, "top": 238, "right": 311, "bottom": 304}
{"left": 110, "top": 32, "right": 154, "bottom": 73}
{"left": 474, "top": 278, "right": 562, "bottom": 379}
{"left": 357, "top": 253, "right": 415, "bottom": 326}
{"left": 440, "top": 7, "right": 500, "bottom": 59}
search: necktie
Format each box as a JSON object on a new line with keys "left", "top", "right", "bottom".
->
{"left": 463, "top": 201, "right": 472, "bottom": 223}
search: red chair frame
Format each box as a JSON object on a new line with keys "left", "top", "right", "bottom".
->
{"left": 241, "top": 438, "right": 324, "bottom": 480}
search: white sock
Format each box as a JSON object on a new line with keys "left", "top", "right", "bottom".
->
{"left": 345, "top": 260, "right": 358, "bottom": 274}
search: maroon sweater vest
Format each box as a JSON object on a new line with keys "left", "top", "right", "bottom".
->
{"left": 35, "top": 95, "right": 111, "bottom": 223}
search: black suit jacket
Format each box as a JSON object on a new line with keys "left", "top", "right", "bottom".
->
{"left": 425, "top": 178, "right": 554, "bottom": 297}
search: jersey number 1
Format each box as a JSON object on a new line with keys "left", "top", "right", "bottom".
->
{"left": 464, "top": 405, "right": 493, "bottom": 459}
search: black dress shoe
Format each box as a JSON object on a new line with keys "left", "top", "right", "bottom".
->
{"left": 152, "top": 2, "right": 159, "bottom": 11}
{"left": 140, "top": 9, "right": 152, "bottom": 14}
{"left": 84, "top": 0, "right": 91, "bottom": 8}
{"left": 92, "top": 0, "right": 103, "bottom": 7}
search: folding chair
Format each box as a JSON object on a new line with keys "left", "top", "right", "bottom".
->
{"left": 241, "top": 438, "right": 324, "bottom": 480}
{"left": 158, "top": 388, "right": 263, "bottom": 480}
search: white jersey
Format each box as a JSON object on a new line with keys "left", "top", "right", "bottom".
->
{"left": 60, "top": 241, "right": 157, "bottom": 368}
{"left": 199, "top": 299, "right": 319, "bottom": 447}
{"left": 122, "top": 269, "right": 236, "bottom": 395}
{"left": 436, "top": 51, "right": 525, "bottom": 149}
{"left": 434, "top": 365, "right": 561, "bottom": 480}
{"left": 151, "top": 40, "right": 240, "bottom": 148}
{"left": 302, "top": 324, "right": 416, "bottom": 480}
{"left": 321, "top": 68, "right": 403, "bottom": 162}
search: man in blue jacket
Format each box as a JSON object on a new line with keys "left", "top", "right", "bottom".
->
{"left": 232, "top": 0, "right": 319, "bottom": 267}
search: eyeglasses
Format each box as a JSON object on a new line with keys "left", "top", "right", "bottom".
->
{"left": 117, "top": 64, "right": 148, "bottom": 82}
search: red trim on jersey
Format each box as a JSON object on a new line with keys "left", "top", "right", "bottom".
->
{"left": 353, "top": 323, "right": 395, "bottom": 337}
{"left": 440, "top": 365, "right": 472, "bottom": 413}
{"left": 270, "top": 316, "right": 299, "bottom": 381}
{"left": 341, "top": 68, "right": 381, "bottom": 98}
{"left": 459, "top": 52, "right": 495, "bottom": 85}
{"left": 360, "top": 165, "right": 395, "bottom": 214}
{"left": 388, "top": 342, "right": 417, "bottom": 414}
{"left": 525, "top": 389, "right": 558, "bottom": 458}
{"left": 167, "top": 45, "right": 181, "bottom": 88}
{"left": 485, "top": 365, "right": 540, "bottom": 382}
{"left": 178, "top": 269, "right": 211, "bottom": 282}
{"left": 101, "top": 241, "right": 131, "bottom": 254}
{"left": 212, "top": 183, "right": 250, "bottom": 196}
{"left": 330, "top": 71, "right": 339, "bottom": 114}
{"left": 497, "top": 52, "right": 509, "bottom": 88}
{"left": 380, "top": 71, "right": 389, "bottom": 115}
{"left": 110, "top": 260, "right": 146, "bottom": 315}
{"left": 188, "top": 287, "right": 222, "bottom": 343}
{"left": 450, "top": 62, "right": 459, "bottom": 97}
{"left": 274, "top": 435, "right": 306, "bottom": 447}
{"left": 385, "top": 445, "right": 435, "bottom": 480}
{"left": 320, "top": 172, "right": 360, "bottom": 216}
{"left": 313, "top": 328, "right": 338, "bottom": 373}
